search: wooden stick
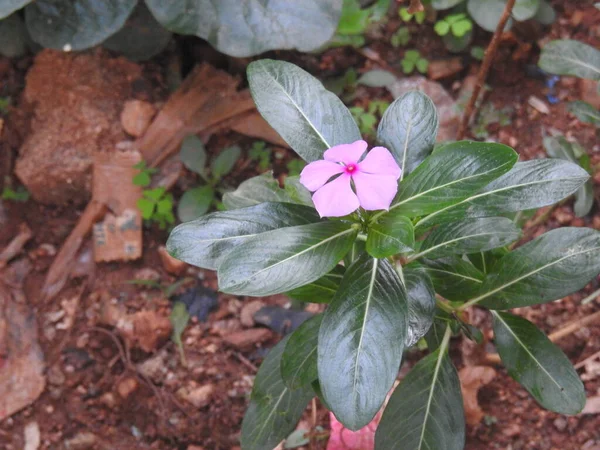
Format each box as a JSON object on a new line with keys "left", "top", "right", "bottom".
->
{"left": 456, "top": 0, "right": 516, "bottom": 139}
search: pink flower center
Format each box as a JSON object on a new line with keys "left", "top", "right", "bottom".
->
{"left": 344, "top": 163, "right": 358, "bottom": 174}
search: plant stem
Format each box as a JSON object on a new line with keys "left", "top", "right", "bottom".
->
{"left": 581, "top": 287, "right": 600, "bottom": 305}
{"left": 435, "top": 296, "right": 456, "bottom": 314}
{"left": 456, "top": 0, "right": 516, "bottom": 139}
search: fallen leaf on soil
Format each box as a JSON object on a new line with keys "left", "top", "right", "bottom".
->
{"left": 428, "top": 58, "right": 464, "bottom": 81}
{"left": 459, "top": 365, "right": 497, "bottom": 426}
{"left": 158, "top": 245, "right": 187, "bottom": 275}
{"left": 582, "top": 397, "right": 600, "bottom": 415}
{"left": 222, "top": 328, "right": 271, "bottom": 350}
{"left": 121, "top": 99, "right": 156, "bottom": 138}
{"left": 0, "top": 282, "right": 46, "bottom": 421}
{"left": 327, "top": 411, "right": 381, "bottom": 450}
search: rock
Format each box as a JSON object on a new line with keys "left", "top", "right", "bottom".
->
{"left": 24, "top": 422, "right": 41, "bottom": 450}
{"left": 502, "top": 424, "right": 521, "bottom": 437}
{"left": 240, "top": 300, "right": 266, "bottom": 327}
{"left": 528, "top": 96, "right": 550, "bottom": 114}
{"left": 47, "top": 365, "right": 66, "bottom": 385}
{"left": 117, "top": 377, "right": 138, "bottom": 399}
{"left": 15, "top": 49, "right": 142, "bottom": 205}
{"left": 179, "top": 383, "right": 215, "bottom": 408}
{"left": 158, "top": 245, "right": 187, "bottom": 275}
{"left": 100, "top": 392, "right": 117, "bottom": 408}
{"left": 387, "top": 76, "right": 460, "bottom": 142}
{"left": 427, "top": 58, "right": 464, "bottom": 80}
{"left": 120, "top": 100, "right": 156, "bottom": 137}
{"left": 137, "top": 348, "right": 169, "bottom": 383}
{"left": 222, "top": 328, "right": 271, "bottom": 349}
{"left": 187, "top": 446, "right": 205, "bottom": 450}
{"left": 64, "top": 432, "right": 97, "bottom": 449}
{"left": 553, "top": 417, "right": 567, "bottom": 431}
{"left": 133, "top": 267, "right": 161, "bottom": 282}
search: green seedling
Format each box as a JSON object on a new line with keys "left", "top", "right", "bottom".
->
{"left": 401, "top": 50, "right": 429, "bottom": 74}
{"left": 434, "top": 13, "right": 472, "bottom": 37}
{"left": 286, "top": 159, "right": 306, "bottom": 177}
{"left": 391, "top": 26, "right": 411, "bottom": 47}
{"left": 350, "top": 100, "right": 390, "bottom": 136}
{"left": 249, "top": 141, "right": 272, "bottom": 172}
{"left": 170, "top": 301, "right": 190, "bottom": 366}
{"left": 399, "top": 7, "right": 425, "bottom": 24}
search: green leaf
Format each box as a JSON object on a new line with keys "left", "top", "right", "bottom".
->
{"left": 132, "top": 172, "right": 151, "bottom": 187}
{"left": 223, "top": 173, "right": 295, "bottom": 210}
{"left": 377, "top": 91, "right": 439, "bottom": 176}
{"left": 177, "top": 186, "right": 214, "bottom": 222}
{"left": 422, "top": 257, "right": 485, "bottom": 302}
{"left": 144, "top": 187, "right": 166, "bottom": 201}
{"left": 414, "top": 217, "right": 520, "bottom": 260}
{"left": 211, "top": 146, "right": 241, "bottom": 179}
{"left": 0, "top": 0, "right": 31, "bottom": 19}
{"left": 281, "top": 315, "right": 322, "bottom": 389}
{"left": 25, "top": 0, "right": 137, "bottom": 51}
{"left": 538, "top": 39, "right": 600, "bottom": 80}
{"left": 469, "top": 227, "right": 600, "bottom": 309}
{"left": 416, "top": 58, "right": 429, "bottom": 74}
{"left": 286, "top": 265, "right": 345, "bottom": 303}
{"left": 103, "top": 2, "right": 172, "bottom": 61}
{"left": 375, "top": 325, "right": 465, "bottom": 450}
{"left": 467, "top": 0, "right": 512, "bottom": 32}
{"left": 451, "top": 19, "right": 472, "bottom": 37}
{"left": 492, "top": 311, "right": 585, "bottom": 414}
{"left": 401, "top": 58, "right": 415, "bottom": 74}
{"left": 434, "top": 20, "right": 451, "bottom": 36}
{"left": 241, "top": 336, "right": 314, "bottom": 450}
{"left": 146, "top": 0, "right": 342, "bottom": 58}
{"left": 170, "top": 301, "right": 190, "bottom": 365}
{"left": 0, "top": 13, "right": 27, "bottom": 58}
{"left": 387, "top": 141, "right": 517, "bottom": 218}
{"left": 318, "top": 256, "right": 407, "bottom": 430}
{"left": 337, "top": 0, "right": 371, "bottom": 34}
{"left": 513, "top": 0, "right": 540, "bottom": 21}
{"left": 137, "top": 198, "right": 155, "bottom": 220}
{"left": 431, "top": 0, "right": 463, "bottom": 9}
{"left": 179, "top": 135, "right": 207, "bottom": 176}
{"left": 156, "top": 198, "right": 173, "bottom": 215}
{"left": 569, "top": 101, "right": 600, "bottom": 125}
{"left": 532, "top": 0, "right": 555, "bottom": 25}
{"left": 415, "top": 159, "right": 590, "bottom": 230}
{"left": 404, "top": 269, "right": 436, "bottom": 347}
{"left": 218, "top": 222, "right": 357, "bottom": 296}
{"left": 248, "top": 59, "right": 361, "bottom": 162}
{"left": 283, "top": 176, "right": 313, "bottom": 207}
{"left": 167, "top": 202, "right": 320, "bottom": 271}
{"left": 366, "top": 211, "right": 414, "bottom": 258}
{"left": 357, "top": 70, "right": 397, "bottom": 88}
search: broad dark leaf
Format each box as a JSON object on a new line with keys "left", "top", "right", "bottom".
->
{"left": 179, "top": 135, "right": 207, "bottom": 177}
{"left": 533, "top": 0, "right": 556, "bottom": 25}
{"left": 513, "top": 0, "right": 540, "bottom": 21}
{"left": 0, "top": 0, "right": 31, "bottom": 19}
{"left": 318, "top": 255, "right": 407, "bottom": 430}
{"left": 146, "top": 0, "right": 342, "bottom": 58}
{"left": 404, "top": 268, "right": 436, "bottom": 347}
{"left": 366, "top": 211, "right": 414, "bottom": 258}
{"left": 218, "top": 221, "right": 357, "bottom": 296}
{"left": 281, "top": 314, "right": 322, "bottom": 389}
{"left": 414, "top": 217, "right": 520, "bottom": 260}
{"left": 472, "top": 227, "right": 600, "bottom": 309}
{"left": 26, "top": 0, "right": 137, "bottom": 50}
{"left": 385, "top": 141, "right": 517, "bottom": 218}
{"left": 377, "top": 91, "right": 438, "bottom": 175}
{"left": 422, "top": 256, "right": 484, "bottom": 302}
{"left": 467, "top": 0, "right": 512, "bottom": 32}
{"left": 223, "top": 173, "right": 296, "bottom": 210}
{"left": 212, "top": 146, "right": 241, "bottom": 178}
{"left": 569, "top": 101, "right": 600, "bottom": 125}
{"left": 167, "top": 202, "right": 320, "bottom": 270}
{"left": 0, "top": 12, "right": 27, "bottom": 58}
{"left": 248, "top": 59, "right": 361, "bottom": 162}
{"left": 431, "top": 0, "right": 463, "bottom": 10}
{"left": 177, "top": 186, "right": 214, "bottom": 222}
{"left": 375, "top": 325, "right": 465, "bottom": 450}
{"left": 357, "top": 70, "right": 397, "bottom": 87}
{"left": 538, "top": 39, "right": 600, "bottom": 80}
{"left": 286, "top": 265, "right": 345, "bottom": 303}
{"left": 492, "top": 311, "right": 585, "bottom": 414}
{"left": 241, "top": 336, "right": 314, "bottom": 450}
{"left": 415, "top": 159, "right": 589, "bottom": 230}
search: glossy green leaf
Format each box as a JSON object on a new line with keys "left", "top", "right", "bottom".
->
{"left": 281, "top": 315, "right": 322, "bottom": 389}
{"left": 404, "top": 269, "right": 436, "bottom": 347}
{"left": 422, "top": 257, "right": 485, "bottom": 302}
{"left": 248, "top": 59, "right": 361, "bottom": 163}
{"left": 286, "top": 265, "right": 345, "bottom": 303}
{"left": 25, "top": 0, "right": 137, "bottom": 51}
{"left": 179, "top": 135, "right": 207, "bottom": 177}
{"left": 241, "top": 336, "right": 314, "bottom": 450}
{"left": 167, "top": 202, "right": 320, "bottom": 271}
{"left": 103, "top": 2, "right": 171, "bottom": 61}
{"left": 223, "top": 173, "right": 296, "bottom": 210}
{"left": 469, "top": 227, "right": 600, "bottom": 309}
{"left": 177, "top": 186, "right": 214, "bottom": 222}
{"left": 377, "top": 91, "right": 439, "bottom": 175}
{"left": 318, "top": 256, "right": 407, "bottom": 430}
{"left": 146, "top": 0, "right": 342, "bottom": 58}
{"left": 212, "top": 146, "right": 241, "bottom": 178}
{"left": 366, "top": 211, "right": 414, "bottom": 258}
{"left": 0, "top": 13, "right": 27, "bottom": 58}
{"left": 414, "top": 217, "right": 520, "bottom": 260}
{"left": 492, "top": 311, "right": 585, "bottom": 414}
{"left": 218, "top": 222, "right": 357, "bottom": 296}
{"left": 533, "top": 0, "right": 556, "bottom": 25}
{"left": 375, "top": 325, "right": 465, "bottom": 450}
{"left": 386, "top": 141, "right": 517, "bottom": 218}
{"left": 538, "top": 39, "right": 600, "bottom": 80}
{"left": 283, "top": 176, "right": 313, "bottom": 207}
{"left": 415, "top": 159, "right": 590, "bottom": 230}
{"left": 569, "top": 101, "right": 600, "bottom": 126}
{"left": 0, "top": 0, "right": 31, "bottom": 19}
{"left": 513, "top": 0, "right": 540, "bottom": 21}
{"left": 467, "top": 0, "right": 512, "bottom": 32}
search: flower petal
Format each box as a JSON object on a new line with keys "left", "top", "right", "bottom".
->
{"left": 312, "top": 173, "right": 360, "bottom": 217}
{"left": 352, "top": 172, "right": 399, "bottom": 211}
{"left": 299, "top": 160, "right": 344, "bottom": 191}
{"left": 324, "top": 140, "right": 368, "bottom": 165}
{"left": 358, "top": 146, "right": 401, "bottom": 179}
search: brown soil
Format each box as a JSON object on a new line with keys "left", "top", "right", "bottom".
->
{"left": 1, "top": 1, "right": 599, "bottom": 449}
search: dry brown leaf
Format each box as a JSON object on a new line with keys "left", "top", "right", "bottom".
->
{"left": 459, "top": 365, "right": 497, "bottom": 426}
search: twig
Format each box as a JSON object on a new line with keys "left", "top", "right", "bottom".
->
{"left": 232, "top": 351, "right": 258, "bottom": 373}
{"left": 0, "top": 223, "right": 32, "bottom": 269}
{"left": 456, "top": 0, "right": 516, "bottom": 139}
{"left": 581, "top": 287, "right": 600, "bottom": 305}
{"left": 575, "top": 349, "right": 600, "bottom": 370}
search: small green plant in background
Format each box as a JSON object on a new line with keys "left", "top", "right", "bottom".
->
{"left": 286, "top": 159, "right": 306, "bottom": 177}
{"left": 391, "top": 26, "right": 411, "bottom": 47}
{"left": 330, "top": 0, "right": 390, "bottom": 48}
{"left": 434, "top": 13, "right": 472, "bottom": 37}
{"left": 178, "top": 135, "right": 241, "bottom": 222}
{"left": 401, "top": 50, "right": 429, "bottom": 74}
{"left": 248, "top": 141, "right": 272, "bottom": 172}
{"left": 0, "top": 97, "right": 10, "bottom": 115}
{"left": 132, "top": 160, "right": 175, "bottom": 229}
{"left": 471, "top": 103, "right": 513, "bottom": 139}
{"left": 470, "top": 46, "right": 485, "bottom": 60}
{"left": 399, "top": 7, "right": 425, "bottom": 24}
{"left": 350, "top": 100, "right": 390, "bottom": 137}
{"left": 1, "top": 177, "right": 29, "bottom": 202}
{"left": 170, "top": 301, "right": 190, "bottom": 366}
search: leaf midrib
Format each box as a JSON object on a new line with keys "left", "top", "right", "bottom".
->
{"left": 425, "top": 267, "right": 483, "bottom": 284}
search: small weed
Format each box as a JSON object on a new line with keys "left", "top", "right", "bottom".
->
{"left": 350, "top": 100, "right": 390, "bottom": 136}
{"left": 0, "top": 97, "right": 10, "bottom": 115}
{"left": 286, "top": 159, "right": 306, "bottom": 177}
{"left": 401, "top": 50, "right": 429, "bottom": 75}
{"left": 137, "top": 187, "right": 175, "bottom": 229}
{"left": 399, "top": 7, "right": 425, "bottom": 24}
{"left": 434, "top": 13, "right": 472, "bottom": 38}
{"left": 391, "top": 26, "right": 411, "bottom": 47}
{"left": 248, "top": 141, "right": 272, "bottom": 172}
{"left": 1, "top": 180, "right": 29, "bottom": 202}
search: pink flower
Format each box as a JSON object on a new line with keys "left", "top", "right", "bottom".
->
{"left": 299, "top": 140, "right": 401, "bottom": 218}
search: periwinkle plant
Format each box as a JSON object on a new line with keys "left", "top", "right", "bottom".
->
{"left": 167, "top": 59, "right": 599, "bottom": 450}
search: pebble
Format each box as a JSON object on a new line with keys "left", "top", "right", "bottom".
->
{"left": 133, "top": 267, "right": 161, "bottom": 282}
{"left": 137, "top": 349, "right": 169, "bottom": 383}
{"left": 502, "top": 424, "right": 521, "bottom": 437}
{"left": 240, "top": 300, "right": 265, "bottom": 327}
{"left": 553, "top": 417, "right": 567, "bottom": 432}
{"left": 64, "top": 432, "right": 97, "bottom": 449}
{"left": 117, "top": 377, "right": 138, "bottom": 399}
{"left": 179, "top": 384, "right": 215, "bottom": 408}
{"left": 24, "top": 422, "right": 41, "bottom": 450}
